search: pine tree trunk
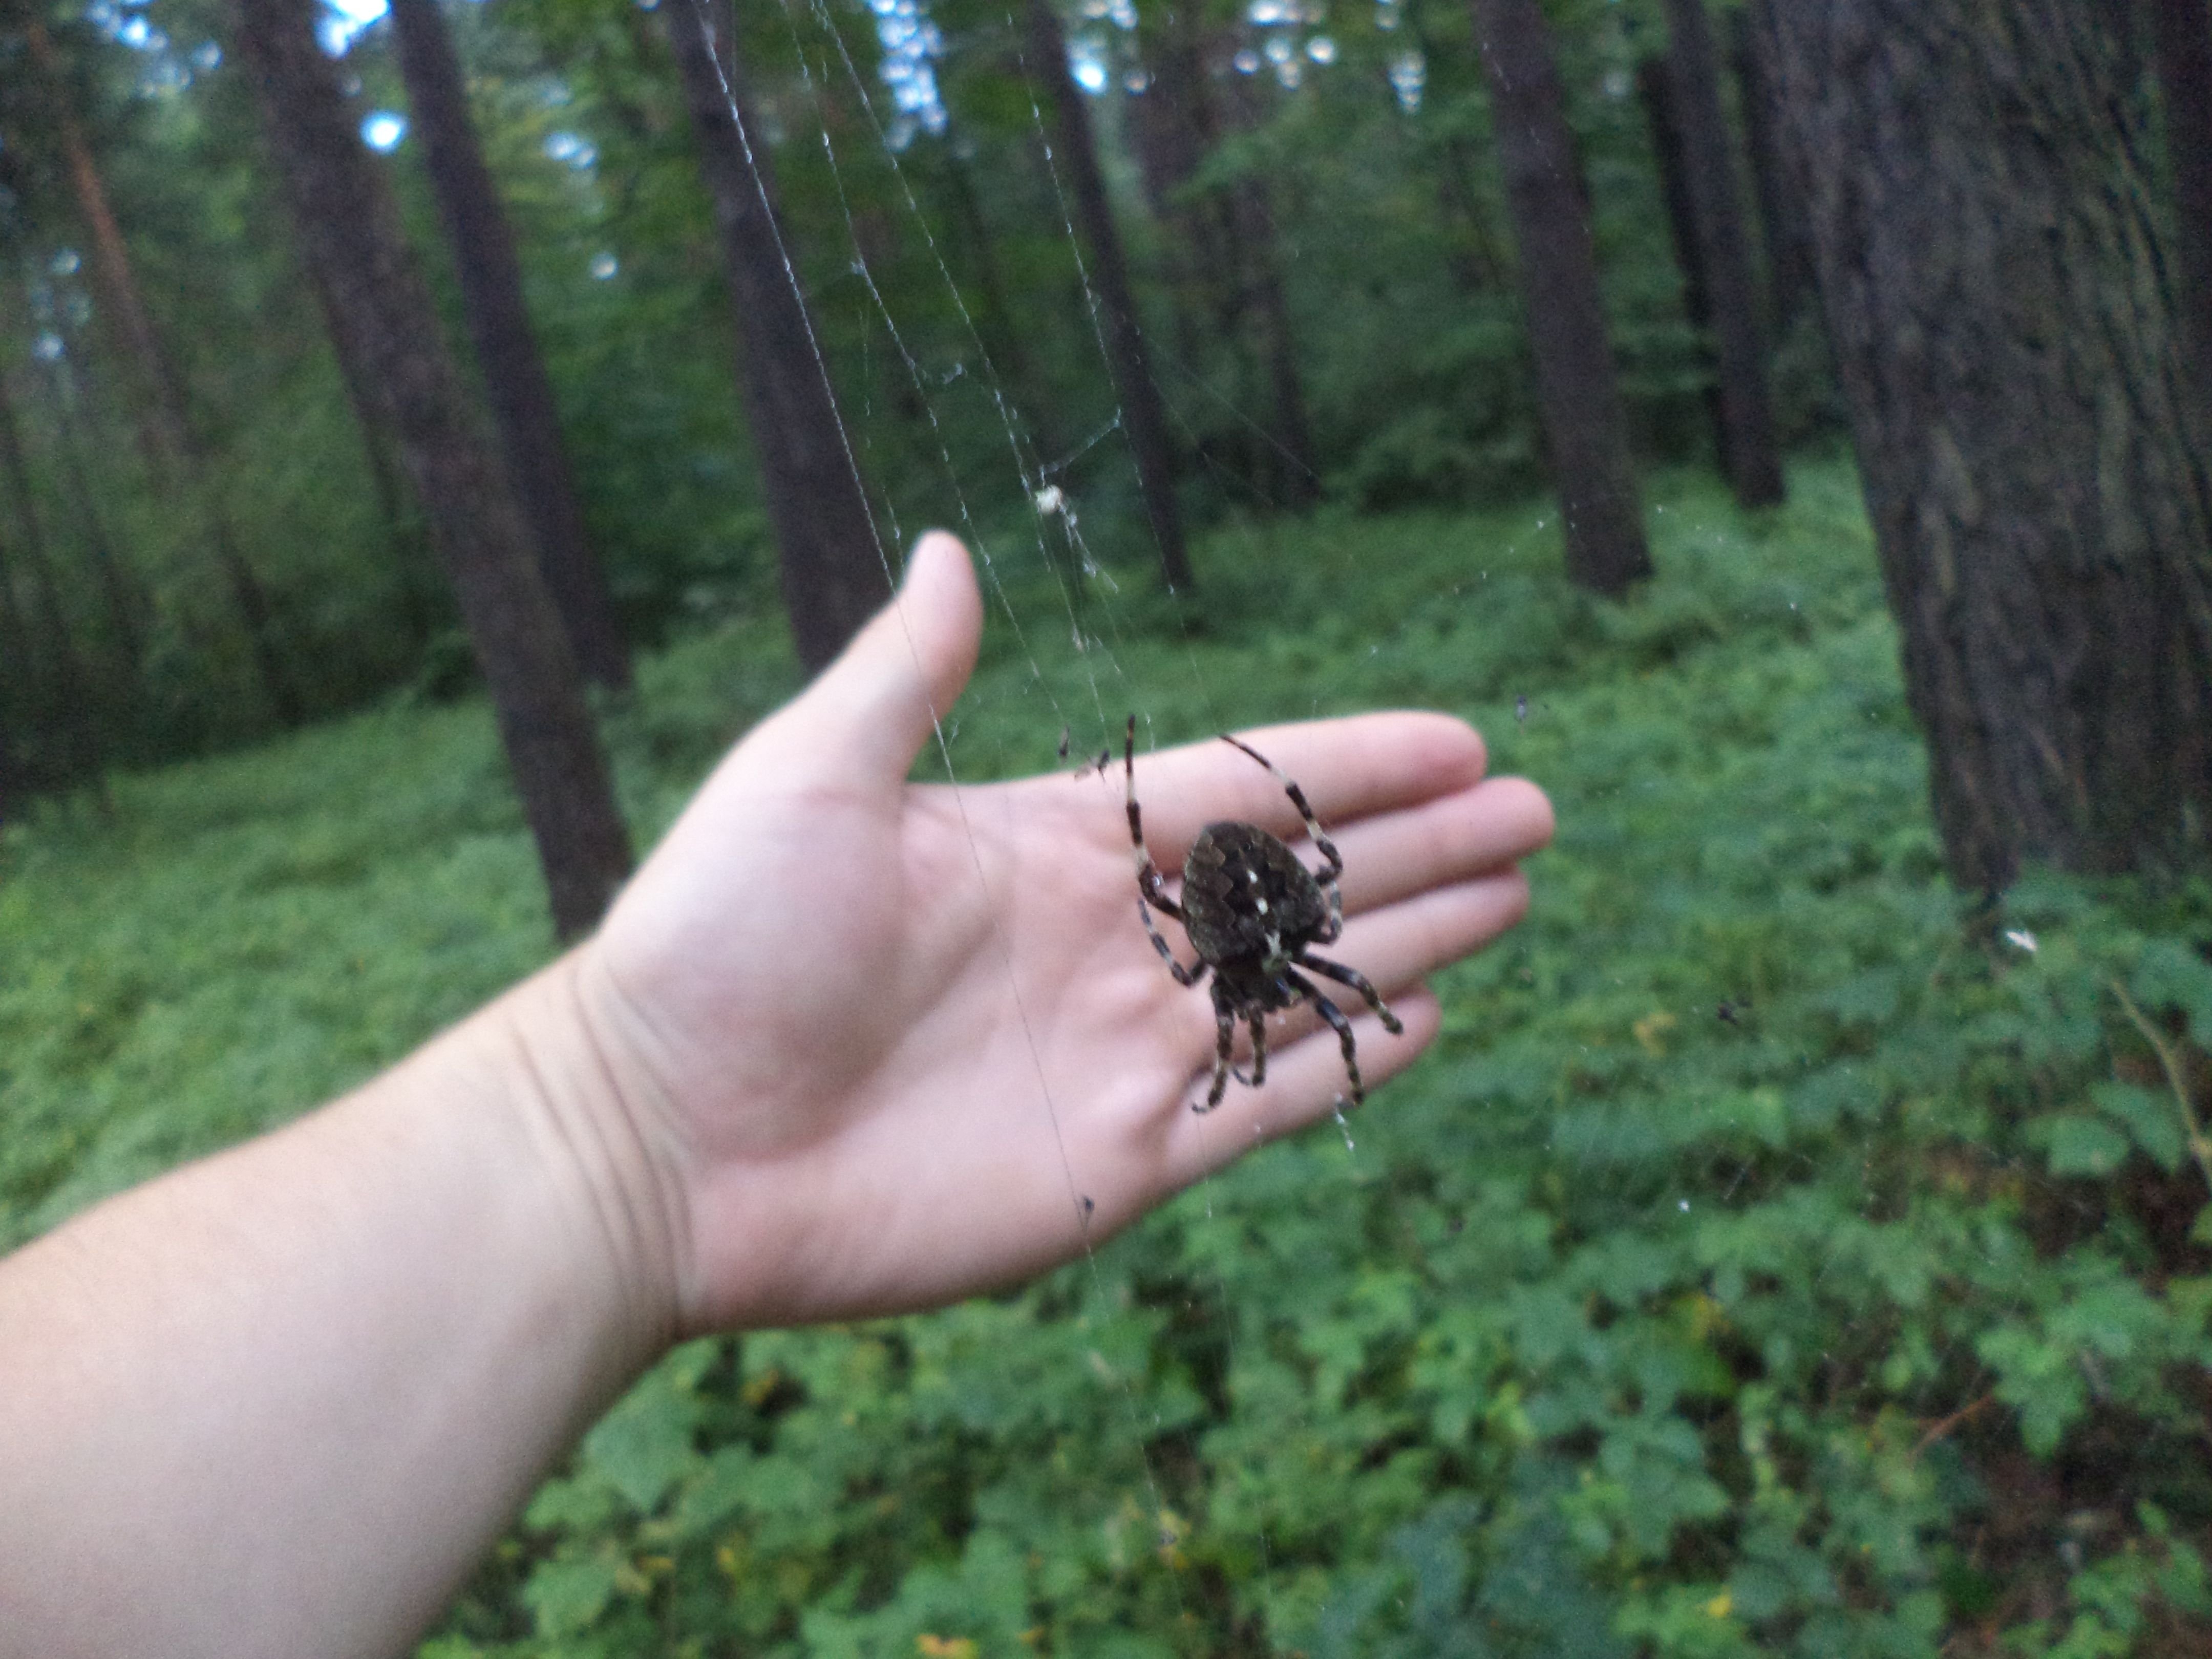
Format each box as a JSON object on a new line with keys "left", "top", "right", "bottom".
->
{"left": 388, "top": 0, "right": 632, "bottom": 693}
{"left": 1730, "top": 0, "right": 1817, "bottom": 331}
{"left": 1467, "top": 0, "right": 1652, "bottom": 594}
{"left": 2147, "top": 0, "right": 2212, "bottom": 420}
{"left": 1760, "top": 0, "right": 2212, "bottom": 888}
{"left": 1636, "top": 55, "right": 1729, "bottom": 451}
{"left": 25, "top": 16, "right": 303, "bottom": 727}
{"left": 1662, "top": 0, "right": 1784, "bottom": 506}
{"left": 235, "top": 0, "right": 632, "bottom": 940}
{"left": 1025, "top": 0, "right": 1194, "bottom": 589}
{"left": 0, "top": 368, "right": 103, "bottom": 788}
{"left": 662, "top": 0, "right": 892, "bottom": 672}
{"left": 30, "top": 341, "right": 147, "bottom": 684}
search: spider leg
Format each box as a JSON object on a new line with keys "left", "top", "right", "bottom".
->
{"left": 1229, "top": 1011, "right": 1270, "bottom": 1089}
{"left": 1295, "top": 952, "right": 1405, "bottom": 1035}
{"left": 1219, "top": 732, "right": 1345, "bottom": 939}
{"left": 1125, "top": 715, "right": 1185, "bottom": 921}
{"left": 1283, "top": 969, "right": 1368, "bottom": 1107}
{"left": 1199, "top": 987, "right": 1238, "bottom": 1112}
{"left": 1138, "top": 898, "right": 1204, "bottom": 988}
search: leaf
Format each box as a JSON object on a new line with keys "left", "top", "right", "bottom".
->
{"left": 2044, "top": 1115, "right": 2131, "bottom": 1178}
{"left": 521, "top": 1552, "right": 620, "bottom": 1639}
{"left": 580, "top": 1360, "right": 702, "bottom": 1515}
{"left": 2090, "top": 1081, "right": 2184, "bottom": 1173}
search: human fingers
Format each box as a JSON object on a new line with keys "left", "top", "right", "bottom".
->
{"left": 1173, "top": 867, "right": 1530, "bottom": 1057}
{"left": 1318, "top": 775, "right": 1554, "bottom": 916}
{"left": 1125, "top": 712, "right": 1489, "bottom": 856}
{"left": 751, "top": 530, "right": 983, "bottom": 788}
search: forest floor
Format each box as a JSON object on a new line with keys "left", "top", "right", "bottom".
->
{"left": 5, "top": 454, "right": 2209, "bottom": 1657}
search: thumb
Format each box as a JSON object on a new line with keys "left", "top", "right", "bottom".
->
{"left": 785, "top": 530, "right": 983, "bottom": 783}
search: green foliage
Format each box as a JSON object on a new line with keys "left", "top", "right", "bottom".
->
{"left": 6, "top": 458, "right": 2209, "bottom": 1653}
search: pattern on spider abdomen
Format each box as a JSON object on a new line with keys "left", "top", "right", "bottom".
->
{"left": 1180, "top": 821, "right": 1330, "bottom": 1003}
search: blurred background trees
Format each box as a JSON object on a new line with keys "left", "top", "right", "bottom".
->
{"left": 0, "top": 0, "right": 2205, "bottom": 897}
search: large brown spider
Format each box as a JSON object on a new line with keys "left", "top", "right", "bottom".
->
{"left": 1123, "top": 715, "right": 1403, "bottom": 1112}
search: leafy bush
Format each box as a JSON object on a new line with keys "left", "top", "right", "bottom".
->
{"left": 5, "top": 459, "right": 2208, "bottom": 1654}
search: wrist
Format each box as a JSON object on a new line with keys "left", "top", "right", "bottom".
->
{"left": 482, "top": 945, "right": 693, "bottom": 1369}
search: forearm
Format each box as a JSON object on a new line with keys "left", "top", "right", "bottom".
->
{"left": 0, "top": 951, "right": 680, "bottom": 1659}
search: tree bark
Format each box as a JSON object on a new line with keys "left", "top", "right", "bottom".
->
{"left": 388, "top": 0, "right": 632, "bottom": 693}
{"left": 0, "top": 366, "right": 103, "bottom": 787}
{"left": 2147, "top": 0, "right": 2212, "bottom": 420}
{"left": 24, "top": 15, "right": 303, "bottom": 726}
{"left": 662, "top": 0, "right": 892, "bottom": 672}
{"left": 1760, "top": 0, "right": 2212, "bottom": 889}
{"left": 1467, "top": 0, "right": 1651, "bottom": 594}
{"left": 1730, "top": 0, "right": 1817, "bottom": 331}
{"left": 1636, "top": 54, "right": 1728, "bottom": 451}
{"left": 1024, "top": 0, "right": 1194, "bottom": 589}
{"left": 234, "top": 0, "right": 632, "bottom": 939}
{"left": 1663, "top": 0, "right": 1784, "bottom": 506}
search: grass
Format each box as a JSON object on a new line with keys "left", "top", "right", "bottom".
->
{"left": 5, "top": 455, "right": 2210, "bottom": 1656}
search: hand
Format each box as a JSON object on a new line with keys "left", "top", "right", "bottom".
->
{"left": 573, "top": 532, "right": 1554, "bottom": 1334}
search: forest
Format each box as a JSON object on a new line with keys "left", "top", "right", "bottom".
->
{"left": 4, "top": 0, "right": 2212, "bottom": 1652}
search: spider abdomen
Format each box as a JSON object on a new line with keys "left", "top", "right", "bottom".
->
{"left": 1179, "top": 820, "right": 1331, "bottom": 972}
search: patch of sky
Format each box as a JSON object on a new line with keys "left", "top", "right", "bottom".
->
{"left": 868, "top": 0, "right": 948, "bottom": 147}
{"left": 362, "top": 111, "right": 408, "bottom": 152}
{"left": 589, "top": 252, "right": 620, "bottom": 281}
{"left": 1387, "top": 47, "right": 1425, "bottom": 111}
{"left": 1070, "top": 37, "right": 1110, "bottom": 95}
{"left": 544, "top": 131, "right": 598, "bottom": 169}
{"left": 33, "top": 332, "right": 65, "bottom": 364}
{"left": 320, "top": 0, "right": 388, "bottom": 56}
{"left": 1079, "top": 0, "right": 1139, "bottom": 27}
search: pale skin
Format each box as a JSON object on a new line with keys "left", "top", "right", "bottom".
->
{"left": 0, "top": 531, "right": 1554, "bottom": 1659}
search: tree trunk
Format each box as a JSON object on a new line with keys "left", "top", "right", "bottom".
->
{"left": 662, "top": 0, "right": 892, "bottom": 671}
{"left": 1730, "top": 0, "right": 1817, "bottom": 331}
{"left": 1663, "top": 0, "right": 1784, "bottom": 506}
{"left": 1760, "top": 0, "right": 2212, "bottom": 889}
{"left": 1467, "top": 0, "right": 1652, "bottom": 594}
{"left": 25, "top": 16, "right": 304, "bottom": 726}
{"left": 388, "top": 0, "right": 632, "bottom": 693}
{"left": 1636, "top": 54, "right": 1728, "bottom": 451}
{"left": 234, "top": 0, "right": 632, "bottom": 940}
{"left": 1024, "top": 0, "right": 1194, "bottom": 589}
{"left": 28, "top": 334, "right": 147, "bottom": 685}
{"left": 2147, "top": 0, "right": 2212, "bottom": 420}
{"left": 0, "top": 367, "right": 103, "bottom": 788}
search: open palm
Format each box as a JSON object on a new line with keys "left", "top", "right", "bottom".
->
{"left": 586, "top": 533, "right": 1553, "bottom": 1334}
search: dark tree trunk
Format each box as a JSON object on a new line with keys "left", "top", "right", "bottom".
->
{"left": 1662, "top": 0, "right": 1784, "bottom": 506}
{"left": 1467, "top": 0, "right": 1652, "bottom": 594}
{"left": 662, "top": 0, "right": 891, "bottom": 672}
{"left": 2148, "top": 0, "right": 2212, "bottom": 419}
{"left": 235, "top": 0, "right": 632, "bottom": 940}
{"left": 1760, "top": 0, "right": 2212, "bottom": 889}
{"left": 297, "top": 251, "right": 443, "bottom": 650}
{"left": 31, "top": 342, "right": 147, "bottom": 684}
{"left": 25, "top": 16, "right": 304, "bottom": 727}
{"left": 388, "top": 0, "right": 632, "bottom": 693}
{"left": 0, "top": 368, "right": 103, "bottom": 787}
{"left": 1218, "top": 72, "right": 1321, "bottom": 508}
{"left": 1730, "top": 0, "right": 1817, "bottom": 331}
{"left": 1024, "top": 0, "right": 1194, "bottom": 589}
{"left": 1636, "top": 54, "right": 1728, "bottom": 450}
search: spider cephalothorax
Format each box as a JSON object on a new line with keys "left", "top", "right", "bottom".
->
{"left": 1124, "top": 716, "right": 1403, "bottom": 1112}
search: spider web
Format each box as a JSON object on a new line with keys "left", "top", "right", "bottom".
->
{"left": 630, "top": 1, "right": 2050, "bottom": 1651}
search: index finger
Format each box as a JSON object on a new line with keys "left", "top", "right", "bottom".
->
{"left": 1124, "top": 712, "right": 1491, "bottom": 858}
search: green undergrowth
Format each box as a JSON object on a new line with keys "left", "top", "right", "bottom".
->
{"left": 5, "top": 457, "right": 2211, "bottom": 1655}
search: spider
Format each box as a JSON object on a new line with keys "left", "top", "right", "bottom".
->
{"left": 1123, "top": 715, "right": 1403, "bottom": 1113}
